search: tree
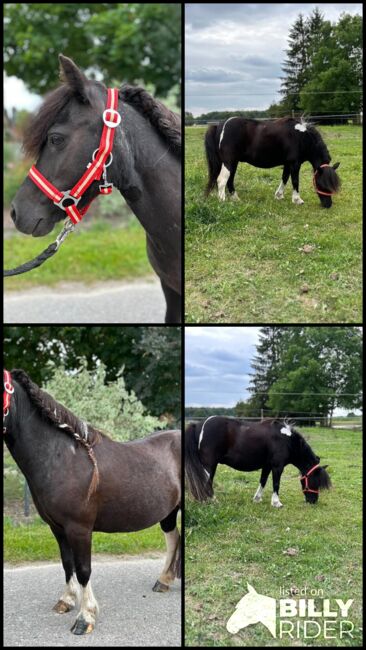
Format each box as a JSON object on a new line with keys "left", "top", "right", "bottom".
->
{"left": 245, "top": 327, "right": 286, "bottom": 415}
{"left": 4, "top": 3, "right": 180, "bottom": 100}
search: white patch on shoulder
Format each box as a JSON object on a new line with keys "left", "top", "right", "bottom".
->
{"left": 280, "top": 424, "right": 292, "bottom": 436}
{"left": 295, "top": 123, "right": 307, "bottom": 132}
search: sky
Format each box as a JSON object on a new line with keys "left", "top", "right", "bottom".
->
{"left": 185, "top": 326, "right": 261, "bottom": 407}
{"left": 185, "top": 3, "right": 363, "bottom": 116}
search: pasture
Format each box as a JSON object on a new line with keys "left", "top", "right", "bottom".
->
{"left": 185, "top": 126, "right": 362, "bottom": 323}
{"left": 185, "top": 427, "right": 362, "bottom": 646}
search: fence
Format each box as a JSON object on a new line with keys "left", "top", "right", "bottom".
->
{"left": 187, "top": 112, "right": 363, "bottom": 126}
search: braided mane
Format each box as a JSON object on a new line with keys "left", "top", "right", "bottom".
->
{"left": 11, "top": 368, "right": 103, "bottom": 446}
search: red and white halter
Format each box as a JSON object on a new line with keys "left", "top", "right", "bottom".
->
{"left": 28, "top": 88, "right": 121, "bottom": 225}
{"left": 300, "top": 463, "right": 320, "bottom": 494}
{"left": 3, "top": 369, "right": 14, "bottom": 435}
{"left": 312, "top": 163, "right": 334, "bottom": 197}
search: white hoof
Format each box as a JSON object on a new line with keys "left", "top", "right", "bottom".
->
{"left": 292, "top": 195, "right": 304, "bottom": 205}
{"left": 272, "top": 501, "right": 283, "bottom": 508}
{"left": 253, "top": 495, "right": 262, "bottom": 503}
{"left": 231, "top": 192, "right": 240, "bottom": 201}
{"left": 275, "top": 191, "right": 284, "bottom": 200}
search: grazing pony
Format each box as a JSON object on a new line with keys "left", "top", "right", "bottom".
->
{"left": 205, "top": 117, "right": 340, "bottom": 208}
{"left": 9, "top": 55, "right": 181, "bottom": 323}
{"left": 3, "top": 369, "right": 181, "bottom": 635}
{"left": 185, "top": 416, "right": 331, "bottom": 506}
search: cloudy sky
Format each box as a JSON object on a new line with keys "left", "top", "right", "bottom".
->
{"left": 185, "top": 3, "right": 362, "bottom": 116}
{"left": 185, "top": 326, "right": 261, "bottom": 406}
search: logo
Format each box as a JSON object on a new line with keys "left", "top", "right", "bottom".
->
{"left": 227, "top": 583, "right": 354, "bottom": 640}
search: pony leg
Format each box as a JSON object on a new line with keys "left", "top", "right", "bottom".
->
{"left": 160, "top": 280, "right": 181, "bottom": 324}
{"left": 253, "top": 466, "right": 271, "bottom": 502}
{"left": 217, "top": 164, "right": 231, "bottom": 201}
{"left": 271, "top": 467, "right": 284, "bottom": 507}
{"left": 290, "top": 165, "right": 304, "bottom": 204}
{"left": 227, "top": 162, "right": 239, "bottom": 200}
{"left": 153, "top": 508, "right": 180, "bottom": 592}
{"left": 51, "top": 527, "right": 79, "bottom": 614}
{"left": 67, "top": 527, "right": 98, "bottom": 635}
{"left": 275, "top": 165, "right": 290, "bottom": 200}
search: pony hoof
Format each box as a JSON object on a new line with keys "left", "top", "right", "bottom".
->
{"left": 71, "top": 616, "right": 95, "bottom": 635}
{"left": 53, "top": 599, "right": 74, "bottom": 614}
{"left": 152, "top": 580, "right": 169, "bottom": 593}
{"left": 292, "top": 197, "right": 304, "bottom": 205}
{"left": 273, "top": 502, "right": 283, "bottom": 508}
{"left": 253, "top": 496, "right": 262, "bottom": 503}
{"left": 275, "top": 193, "right": 284, "bottom": 200}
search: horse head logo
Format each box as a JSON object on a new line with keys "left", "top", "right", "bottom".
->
{"left": 226, "top": 583, "right": 276, "bottom": 637}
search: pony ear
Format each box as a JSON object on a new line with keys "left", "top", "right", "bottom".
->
{"left": 58, "top": 54, "right": 89, "bottom": 103}
{"left": 333, "top": 162, "right": 340, "bottom": 170}
{"left": 322, "top": 464, "right": 328, "bottom": 470}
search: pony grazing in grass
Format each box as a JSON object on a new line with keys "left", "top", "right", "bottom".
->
{"left": 205, "top": 117, "right": 340, "bottom": 208}
{"left": 185, "top": 417, "right": 331, "bottom": 506}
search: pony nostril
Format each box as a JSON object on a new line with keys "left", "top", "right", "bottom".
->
{"left": 10, "top": 205, "right": 17, "bottom": 223}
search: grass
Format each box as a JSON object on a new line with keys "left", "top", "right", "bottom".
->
{"left": 185, "top": 427, "right": 362, "bottom": 646}
{"left": 4, "top": 220, "right": 152, "bottom": 289}
{"left": 185, "top": 126, "right": 362, "bottom": 323}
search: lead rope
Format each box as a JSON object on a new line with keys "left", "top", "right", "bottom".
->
{"left": 4, "top": 217, "right": 75, "bottom": 277}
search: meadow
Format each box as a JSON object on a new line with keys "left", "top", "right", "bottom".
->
{"left": 185, "top": 427, "right": 362, "bottom": 647}
{"left": 185, "top": 126, "right": 362, "bottom": 323}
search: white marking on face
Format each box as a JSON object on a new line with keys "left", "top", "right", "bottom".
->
{"left": 275, "top": 180, "right": 285, "bottom": 199}
{"left": 271, "top": 492, "right": 283, "bottom": 508}
{"left": 292, "top": 190, "right": 304, "bottom": 205}
{"left": 217, "top": 164, "right": 231, "bottom": 201}
{"left": 295, "top": 123, "right": 307, "bottom": 132}
{"left": 198, "top": 415, "right": 217, "bottom": 450}
{"left": 253, "top": 484, "right": 264, "bottom": 502}
{"left": 219, "top": 116, "right": 237, "bottom": 148}
{"left": 280, "top": 424, "right": 292, "bottom": 436}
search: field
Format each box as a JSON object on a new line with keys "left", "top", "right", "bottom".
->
{"left": 185, "top": 427, "right": 362, "bottom": 646}
{"left": 185, "top": 126, "right": 362, "bottom": 323}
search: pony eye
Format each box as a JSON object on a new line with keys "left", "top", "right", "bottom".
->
{"left": 49, "top": 134, "right": 65, "bottom": 146}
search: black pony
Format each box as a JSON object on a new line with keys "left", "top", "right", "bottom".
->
{"left": 4, "top": 369, "right": 181, "bottom": 635}
{"left": 10, "top": 55, "right": 181, "bottom": 322}
{"left": 185, "top": 416, "right": 331, "bottom": 506}
{"left": 205, "top": 116, "right": 340, "bottom": 208}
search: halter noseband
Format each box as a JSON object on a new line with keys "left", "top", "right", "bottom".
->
{"left": 28, "top": 88, "right": 121, "bottom": 225}
{"left": 3, "top": 370, "right": 14, "bottom": 434}
{"left": 300, "top": 463, "right": 320, "bottom": 494}
{"left": 313, "top": 164, "right": 335, "bottom": 197}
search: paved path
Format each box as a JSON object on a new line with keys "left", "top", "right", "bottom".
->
{"left": 4, "top": 557, "right": 181, "bottom": 647}
{"left": 4, "top": 280, "right": 165, "bottom": 323}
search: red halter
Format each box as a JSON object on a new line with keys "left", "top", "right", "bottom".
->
{"left": 312, "top": 164, "right": 334, "bottom": 197}
{"left": 28, "top": 88, "right": 121, "bottom": 225}
{"left": 300, "top": 463, "right": 320, "bottom": 494}
{"left": 3, "top": 369, "right": 14, "bottom": 434}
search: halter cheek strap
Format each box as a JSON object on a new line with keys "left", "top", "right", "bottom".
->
{"left": 3, "top": 369, "right": 14, "bottom": 434}
{"left": 28, "top": 88, "right": 121, "bottom": 224}
{"left": 300, "top": 463, "right": 320, "bottom": 494}
{"left": 313, "top": 164, "right": 334, "bottom": 197}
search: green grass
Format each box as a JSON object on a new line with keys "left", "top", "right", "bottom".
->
{"left": 185, "top": 126, "right": 362, "bottom": 323}
{"left": 185, "top": 428, "right": 362, "bottom": 646}
{"left": 4, "top": 220, "right": 152, "bottom": 289}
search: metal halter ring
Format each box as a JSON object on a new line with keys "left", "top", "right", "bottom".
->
{"left": 4, "top": 382, "right": 14, "bottom": 394}
{"left": 103, "top": 108, "right": 121, "bottom": 129}
{"left": 54, "top": 190, "right": 81, "bottom": 211}
{"left": 3, "top": 408, "right": 9, "bottom": 418}
{"left": 92, "top": 150, "right": 113, "bottom": 167}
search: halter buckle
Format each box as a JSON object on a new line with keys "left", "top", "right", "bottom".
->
{"left": 54, "top": 191, "right": 81, "bottom": 211}
{"left": 103, "top": 109, "right": 121, "bottom": 128}
{"left": 99, "top": 183, "right": 113, "bottom": 195}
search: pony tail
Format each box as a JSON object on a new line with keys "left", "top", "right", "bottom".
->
{"left": 204, "top": 125, "right": 221, "bottom": 196}
{"left": 185, "top": 423, "right": 213, "bottom": 501}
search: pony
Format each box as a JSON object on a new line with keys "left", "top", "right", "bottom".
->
{"left": 3, "top": 369, "right": 181, "bottom": 635}
{"left": 185, "top": 416, "right": 331, "bottom": 506}
{"left": 205, "top": 117, "right": 340, "bottom": 208}
{"left": 9, "top": 55, "right": 181, "bottom": 322}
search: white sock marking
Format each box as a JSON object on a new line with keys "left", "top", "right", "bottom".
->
{"left": 217, "top": 164, "right": 231, "bottom": 201}
{"left": 292, "top": 190, "right": 304, "bottom": 205}
{"left": 60, "top": 574, "right": 80, "bottom": 607}
{"left": 271, "top": 492, "right": 283, "bottom": 508}
{"left": 275, "top": 180, "right": 285, "bottom": 199}
{"left": 253, "top": 484, "right": 264, "bottom": 502}
{"left": 76, "top": 581, "right": 99, "bottom": 625}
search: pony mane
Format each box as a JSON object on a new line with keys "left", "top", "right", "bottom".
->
{"left": 11, "top": 369, "right": 103, "bottom": 446}
{"left": 120, "top": 84, "right": 181, "bottom": 157}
